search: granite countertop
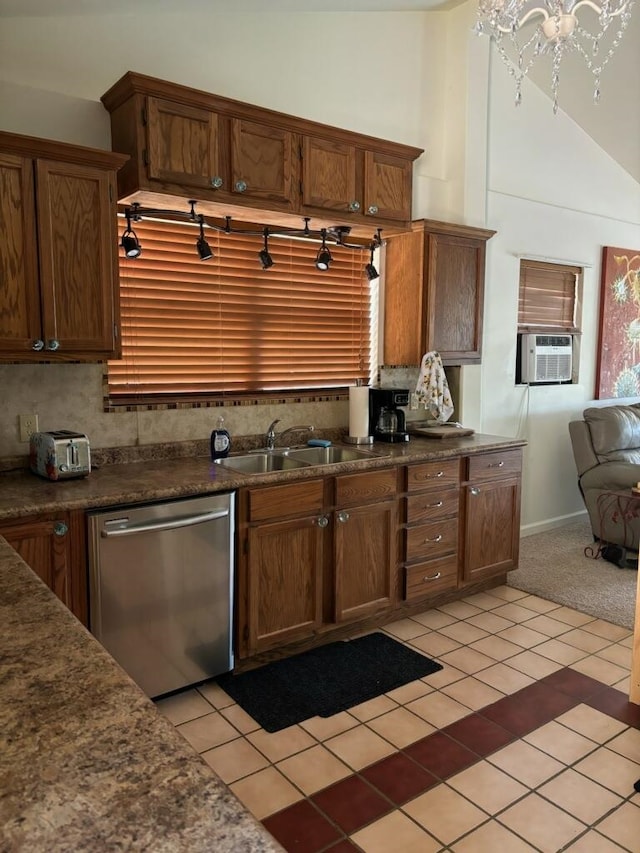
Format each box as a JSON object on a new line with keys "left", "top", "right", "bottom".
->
{"left": 0, "top": 537, "right": 284, "bottom": 852}
{"left": 0, "top": 433, "right": 525, "bottom": 520}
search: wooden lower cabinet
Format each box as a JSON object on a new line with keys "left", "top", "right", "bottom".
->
{"left": 0, "top": 509, "right": 87, "bottom": 625}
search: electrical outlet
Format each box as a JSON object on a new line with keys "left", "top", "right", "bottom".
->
{"left": 19, "top": 413, "right": 39, "bottom": 443}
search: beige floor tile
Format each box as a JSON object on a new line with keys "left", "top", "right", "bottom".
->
{"left": 409, "top": 631, "right": 461, "bottom": 658}
{"left": 613, "top": 674, "right": 631, "bottom": 694}
{"left": 582, "top": 620, "right": 631, "bottom": 642}
{"left": 247, "top": 724, "right": 316, "bottom": 762}
{"left": 538, "top": 768, "right": 623, "bottom": 824}
{"left": 403, "top": 783, "right": 486, "bottom": 845}
{"left": 606, "top": 727, "right": 640, "bottom": 764}
{"left": 300, "top": 711, "right": 359, "bottom": 740}
{"left": 276, "top": 744, "right": 351, "bottom": 795}
{"left": 575, "top": 746, "right": 640, "bottom": 796}
{"left": 465, "top": 611, "right": 515, "bottom": 633}
{"left": 406, "top": 690, "right": 470, "bottom": 728}
{"left": 438, "top": 621, "right": 489, "bottom": 644}
{"left": 448, "top": 760, "right": 528, "bottom": 813}
{"left": 477, "top": 662, "right": 535, "bottom": 694}
{"left": 505, "top": 649, "right": 564, "bottom": 679}
{"left": 349, "top": 694, "right": 398, "bottom": 721}
{"left": 219, "top": 702, "right": 261, "bottom": 734}
{"left": 383, "top": 617, "right": 431, "bottom": 641}
{"left": 201, "top": 737, "right": 269, "bottom": 783}
{"left": 438, "top": 600, "right": 483, "bottom": 620}
{"left": 556, "top": 704, "right": 627, "bottom": 744}
{"left": 176, "top": 711, "right": 239, "bottom": 752}
{"left": 461, "top": 591, "right": 506, "bottom": 610}
{"left": 517, "top": 612, "right": 572, "bottom": 637}
{"left": 492, "top": 602, "right": 545, "bottom": 624}
{"left": 517, "top": 594, "right": 561, "bottom": 614}
{"left": 367, "top": 706, "right": 436, "bottom": 748}
{"left": 596, "top": 643, "right": 632, "bottom": 668}
{"left": 197, "top": 680, "right": 235, "bottom": 709}
{"left": 451, "top": 819, "right": 537, "bottom": 852}
{"left": 499, "top": 792, "right": 585, "bottom": 852}
{"left": 441, "top": 675, "right": 505, "bottom": 710}
{"left": 524, "top": 721, "right": 598, "bottom": 764}
{"left": 496, "top": 623, "right": 549, "bottom": 649}
{"left": 487, "top": 585, "right": 527, "bottom": 602}
{"left": 411, "top": 608, "right": 457, "bottom": 629}
{"left": 325, "top": 724, "right": 396, "bottom": 770}
{"left": 619, "top": 634, "right": 633, "bottom": 649}
{"left": 488, "top": 740, "right": 565, "bottom": 787}
{"left": 532, "top": 638, "right": 588, "bottom": 665}
{"left": 154, "top": 688, "right": 214, "bottom": 724}
{"left": 385, "top": 678, "right": 434, "bottom": 704}
{"left": 350, "top": 809, "right": 442, "bottom": 853}
{"left": 547, "top": 606, "right": 596, "bottom": 628}
{"left": 564, "top": 830, "right": 628, "bottom": 851}
{"left": 230, "top": 766, "right": 304, "bottom": 820}
{"left": 560, "top": 627, "right": 613, "bottom": 653}
{"left": 468, "top": 635, "right": 523, "bottom": 661}
{"left": 570, "top": 656, "right": 630, "bottom": 685}
{"left": 422, "top": 664, "right": 466, "bottom": 688}
{"left": 596, "top": 801, "right": 640, "bottom": 851}
{"left": 438, "top": 646, "right": 496, "bottom": 675}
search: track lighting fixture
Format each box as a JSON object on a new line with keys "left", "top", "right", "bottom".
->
{"left": 315, "top": 229, "right": 332, "bottom": 272}
{"left": 120, "top": 208, "right": 142, "bottom": 258}
{"left": 196, "top": 215, "right": 213, "bottom": 261}
{"left": 258, "top": 228, "right": 274, "bottom": 269}
{"left": 365, "top": 244, "right": 379, "bottom": 281}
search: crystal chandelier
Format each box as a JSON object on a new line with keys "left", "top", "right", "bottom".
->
{"left": 476, "top": 0, "right": 635, "bottom": 112}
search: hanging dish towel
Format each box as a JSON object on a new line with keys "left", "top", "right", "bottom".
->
{"left": 415, "top": 351, "right": 454, "bottom": 422}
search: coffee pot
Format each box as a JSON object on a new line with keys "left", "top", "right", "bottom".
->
{"left": 369, "top": 387, "right": 410, "bottom": 443}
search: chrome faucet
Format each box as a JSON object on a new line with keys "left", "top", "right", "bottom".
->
{"left": 264, "top": 419, "right": 314, "bottom": 451}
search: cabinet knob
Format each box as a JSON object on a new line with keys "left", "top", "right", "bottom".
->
{"left": 316, "top": 515, "right": 329, "bottom": 528}
{"left": 423, "top": 533, "right": 442, "bottom": 543}
{"left": 234, "top": 180, "right": 247, "bottom": 193}
{"left": 470, "top": 487, "right": 480, "bottom": 496}
{"left": 53, "top": 521, "right": 68, "bottom": 536}
{"left": 348, "top": 200, "right": 361, "bottom": 212}
{"left": 210, "top": 176, "right": 223, "bottom": 188}
{"left": 32, "top": 339, "right": 45, "bottom": 351}
{"left": 46, "top": 339, "right": 60, "bottom": 351}
{"left": 367, "top": 204, "right": 379, "bottom": 215}
{"left": 337, "top": 510, "right": 350, "bottom": 523}
{"left": 423, "top": 572, "right": 442, "bottom": 582}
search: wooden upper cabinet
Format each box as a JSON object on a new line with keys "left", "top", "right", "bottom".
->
{"left": 146, "top": 96, "right": 221, "bottom": 190}
{"left": 383, "top": 220, "right": 496, "bottom": 366}
{"left": 0, "top": 131, "right": 127, "bottom": 361}
{"left": 101, "top": 72, "right": 423, "bottom": 233}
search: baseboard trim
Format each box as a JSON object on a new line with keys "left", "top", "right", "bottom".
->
{"left": 520, "top": 510, "right": 589, "bottom": 538}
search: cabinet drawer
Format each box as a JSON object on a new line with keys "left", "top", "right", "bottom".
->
{"left": 405, "top": 518, "right": 458, "bottom": 561}
{"left": 467, "top": 449, "right": 522, "bottom": 483}
{"left": 335, "top": 468, "right": 397, "bottom": 507}
{"left": 248, "top": 479, "right": 324, "bottom": 522}
{"left": 407, "top": 458, "right": 460, "bottom": 492}
{"left": 405, "top": 489, "right": 459, "bottom": 525}
{"left": 405, "top": 555, "right": 458, "bottom": 600}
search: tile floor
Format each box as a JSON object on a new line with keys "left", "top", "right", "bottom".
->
{"left": 155, "top": 585, "right": 640, "bottom": 852}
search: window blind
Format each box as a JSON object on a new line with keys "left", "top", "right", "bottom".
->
{"left": 518, "top": 259, "right": 581, "bottom": 331}
{"left": 108, "top": 218, "right": 373, "bottom": 403}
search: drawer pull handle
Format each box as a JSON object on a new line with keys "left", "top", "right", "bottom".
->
{"left": 428, "top": 471, "right": 445, "bottom": 479}
{"left": 423, "top": 572, "right": 442, "bottom": 582}
{"left": 424, "top": 534, "right": 443, "bottom": 543}
{"left": 488, "top": 461, "right": 505, "bottom": 468}
{"left": 426, "top": 500, "right": 443, "bottom": 508}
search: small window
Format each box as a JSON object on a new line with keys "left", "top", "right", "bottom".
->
{"left": 516, "top": 258, "right": 583, "bottom": 385}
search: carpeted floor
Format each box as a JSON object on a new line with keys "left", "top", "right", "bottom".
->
{"left": 508, "top": 518, "right": 637, "bottom": 630}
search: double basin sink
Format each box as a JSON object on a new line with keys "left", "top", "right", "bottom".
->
{"left": 213, "top": 445, "right": 388, "bottom": 475}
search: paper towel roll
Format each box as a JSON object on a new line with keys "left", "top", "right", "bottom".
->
{"left": 349, "top": 386, "right": 370, "bottom": 438}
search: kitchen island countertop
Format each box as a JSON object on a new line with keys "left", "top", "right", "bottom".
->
{"left": 0, "top": 537, "right": 284, "bottom": 852}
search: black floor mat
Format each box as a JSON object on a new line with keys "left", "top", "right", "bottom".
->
{"left": 217, "top": 632, "right": 443, "bottom": 733}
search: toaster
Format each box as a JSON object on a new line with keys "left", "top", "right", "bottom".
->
{"left": 30, "top": 431, "right": 91, "bottom": 481}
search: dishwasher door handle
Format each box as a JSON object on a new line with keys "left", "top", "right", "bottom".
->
{"left": 101, "top": 508, "right": 230, "bottom": 538}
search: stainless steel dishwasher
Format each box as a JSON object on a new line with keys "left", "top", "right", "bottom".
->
{"left": 87, "top": 492, "right": 234, "bottom": 699}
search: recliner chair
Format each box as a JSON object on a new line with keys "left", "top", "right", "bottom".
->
{"left": 569, "top": 404, "right": 640, "bottom": 567}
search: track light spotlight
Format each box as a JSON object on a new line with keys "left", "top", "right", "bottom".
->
{"left": 259, "top": 228, "right": 274, "bottom": 269}
{"left": 365, "top": 245, "right": 379, "bottom": 281}
{"left": 121, "top": 209, "right": 142, "bottom": 258}
{"left": 315, "top": 229, "right": 332, "bottom": 271}
{"left": 196, "top": 216, "right": 213, "bottom": 261}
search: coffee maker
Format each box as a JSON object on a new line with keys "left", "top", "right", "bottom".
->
{"left": 369, "top": 387, "right": 410, "bottom": 442}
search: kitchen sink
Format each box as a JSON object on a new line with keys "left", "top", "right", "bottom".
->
{"left": 213, "top": 453, "right": 309, "bottom": 475}
{"left": 284, "top": 446, "right": 386, "bottom": 465}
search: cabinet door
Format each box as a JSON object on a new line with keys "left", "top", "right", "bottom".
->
{"left": 301, "top": 136, "right": 359, "bottom": 214}
{"left": 245, "top": 515, "right": 324, "bottom": 654}
{"left": 36, "top": 159, "right": 120, "bottom": 356}
{"left": 146, "top": 96, "right": 222, "bottom": 190}
{"left": 0, "top": 153, "right": 42, "bottom": 353}
{"left": 334, "top": 499, "right": 396, "bottom": 622}
{"left": 230, "top": 119, "right": 294, "bottom": 207}
{"left": 363, "top": 151, "right": 412, "bottom": 222}
{"left": 463, "top": 477, "right": 521, "bottom": 582}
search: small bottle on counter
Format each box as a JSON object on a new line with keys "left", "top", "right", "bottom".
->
{"left": 210, "top": 416, "right": 231, "bottom": 460}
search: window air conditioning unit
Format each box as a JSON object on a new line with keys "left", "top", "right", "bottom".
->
{"left": 521, "top": 333, "right": 573, "bottom": 383}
